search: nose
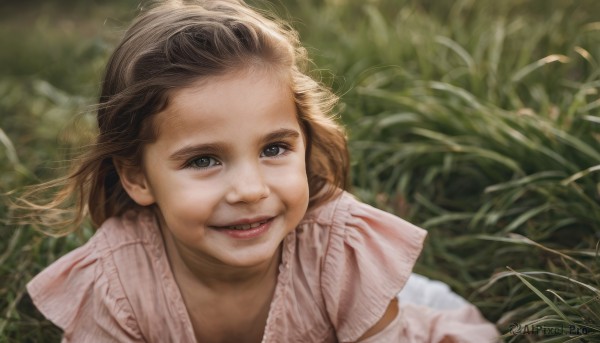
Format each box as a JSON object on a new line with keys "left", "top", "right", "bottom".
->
{"left": 225, "top": 161, "right": 270, "bottom": 204}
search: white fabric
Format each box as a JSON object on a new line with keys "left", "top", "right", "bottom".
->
{"left": 398, "top": 273, "right": 469, "bottom": 310}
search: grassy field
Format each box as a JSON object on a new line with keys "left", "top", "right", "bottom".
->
{"left": 2, "top": 0, "right": 599, "bottom": 342}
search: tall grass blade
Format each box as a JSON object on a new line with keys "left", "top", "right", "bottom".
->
{"left": 0, "top": 128, "right": 20, "bottom": 166}
{"left": 561, "top": 165, "right": 600, "bottom": 185}
{"left": 511, "top": 55, "right": 570, "bottom": 83}
{"left": 507, "top": 267, "right": 573, "bottom": 325}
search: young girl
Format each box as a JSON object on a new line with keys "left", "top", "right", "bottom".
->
{"left": 25, "top": 0, "right": 499, "bottom": 342}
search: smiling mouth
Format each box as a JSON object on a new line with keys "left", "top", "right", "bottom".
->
{"left": 215, "top": 218, "right": 272, "bottom": 231}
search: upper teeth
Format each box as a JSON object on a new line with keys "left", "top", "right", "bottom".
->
{"left": 227, "top": 221, "right": 265, "bottom": 230}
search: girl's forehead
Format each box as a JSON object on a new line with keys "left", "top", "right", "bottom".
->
{"left": 152, "top": 68, "right": 297, "bottom": 134}
{"left": 171, "top": 67, "right": 290, "bottom": 104}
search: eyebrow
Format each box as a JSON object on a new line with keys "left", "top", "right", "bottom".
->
{"left": 261, "top": 128, "right": 301, "bottom": 144}
{"left": 169, "top": 128, "right": 301, "bottom": 162}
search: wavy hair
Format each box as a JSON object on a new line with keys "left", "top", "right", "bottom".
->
{"left": 17, "top": 0, "right": 349, "bottom": 235}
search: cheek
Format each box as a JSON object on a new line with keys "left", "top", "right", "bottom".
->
{"left": 271, "top": 156, "right": 309, "bottom": 208}
{"left": 148, "top": 172, "right": 222, "bottom": 218}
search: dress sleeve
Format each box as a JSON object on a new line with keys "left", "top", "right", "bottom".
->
{"left": 320, "top": 193, "right": 428, "bottom": 342}
{"left": 318, "top": 193, "right": 500, "bottom": 342}
{"left": 26, "top": 239, "right": 144, "bottom": 342}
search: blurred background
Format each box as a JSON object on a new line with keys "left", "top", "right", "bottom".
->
{"left": 1, "top": 0, "right": 599, "bottom": 341}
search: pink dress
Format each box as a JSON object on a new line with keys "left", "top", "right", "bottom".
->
{"left": 27, "top": 191, "right": 499, "bottom": 342}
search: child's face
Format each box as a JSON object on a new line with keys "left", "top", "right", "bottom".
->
{"left": 135, "top": 69, "right": 309, "bottom": 268}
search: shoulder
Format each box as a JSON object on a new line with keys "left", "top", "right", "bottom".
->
{"left": 26, "top": 209, "right": 159, "bottom": 340}
{"left": 299, "top": 190, "right": 427, "bottom": 258}
{"left": 297, "top": 190, "right": 427, "bottom": 342}
{"left": 98, "top": 208, "right": 160, "bottom": 248}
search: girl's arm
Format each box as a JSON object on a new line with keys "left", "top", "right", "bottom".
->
{"left": 356, "top": 298, "right": 400, "bottom": 341}
{"left": 316, "top": 192, "right": 498, "bottom": 342}
{"left": 355, "top": 293, "right": 500, "bottom": 343}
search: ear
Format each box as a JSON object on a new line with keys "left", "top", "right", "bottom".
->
{"left": 114, "top": 158, "right": 156, "bottom": 206}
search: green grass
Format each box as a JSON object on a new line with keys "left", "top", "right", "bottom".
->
{"left": 2, "top": 0, "right": 600, "bottom": 342}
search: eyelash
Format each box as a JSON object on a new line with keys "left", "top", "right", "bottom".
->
{"left": 184, "top": 142, "right": 292, "bottom": 169}
{"left": 260, "top": 142, "right": 291, "bottom": 158}
{"left": 185, "top": 156, "right": 221, "bottom": 169}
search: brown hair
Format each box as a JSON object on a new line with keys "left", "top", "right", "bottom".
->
{"left": 17, "top": 0, "right": 349, "bottom": 235}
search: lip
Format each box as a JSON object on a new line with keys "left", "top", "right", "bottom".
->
{"left": 211, "top": 217, "right": 274, "bottom": 240}
{"left": 215, "top": 216, "right": 273, "bottom": 227}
